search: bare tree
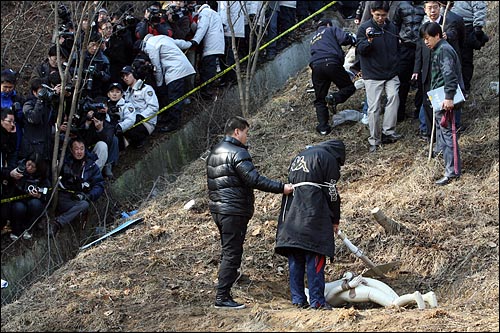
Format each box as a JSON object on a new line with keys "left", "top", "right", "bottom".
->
{"left": 50, "top": 1, "right": 105, "bottom": 215}
{"left": 223, "top": 1, "right": 271, "bottom": 118}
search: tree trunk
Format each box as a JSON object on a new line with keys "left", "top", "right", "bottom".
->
{"left": 371, "top": 207, "right": 409, "bottom": 235}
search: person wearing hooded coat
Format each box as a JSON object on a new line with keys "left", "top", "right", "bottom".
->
{"left": 275, "top": 139, "right": 346, "bottom": 310}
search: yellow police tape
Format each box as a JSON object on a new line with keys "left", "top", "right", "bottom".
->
{"left": 127, "top": 1, "right": 337, "bottom": 131}
{"left": 0, "top": 187, "right": 67, "bottom": 204}
{"left": 2, "top": 3, "right": 339, "bottom": 203}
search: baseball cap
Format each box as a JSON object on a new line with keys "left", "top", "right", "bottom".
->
{"left": 1, "top": 69, "right": 17, "bottom": 84}
{"left": 107, "top": 82, "right": 123, "bottom": 92}
{"left": 120, "top": 66, "right": 134, "bottom": 75}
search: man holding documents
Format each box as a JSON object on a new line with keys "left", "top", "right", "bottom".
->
{"left": 420, "top": 21, "right": 463, "bottom": 185}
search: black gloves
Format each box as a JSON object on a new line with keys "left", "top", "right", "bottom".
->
{"left": 95, "top": 71, "right": 105, "bottom": 79}
{"left": 474, "top": 26, "right": 484, "bottom": 38}
{"left": 190, "top": 40, "right": 198, "bottom": 48}
{"left": 347, "top": 32, "right": 357, "bottom": 46}
{"left": 115, "top": 124, "right": 123, "bottom": 135}
{"left": 136, "top": 114, "right": 145, "bottom": 123}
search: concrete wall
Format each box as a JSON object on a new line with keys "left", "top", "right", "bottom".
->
{"left": 109, "top": 32, "right": 315, "bottom": 202}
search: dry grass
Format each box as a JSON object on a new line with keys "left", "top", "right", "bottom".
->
{"left": 1, "top": 2, "right": 498, "bottom": 332}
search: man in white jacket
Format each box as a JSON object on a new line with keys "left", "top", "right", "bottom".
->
{"left": 218, "top": 1, "right": 245, "bottom": 86}
{"left": 142, "top": 33, "right": 196, "bottom": 132}
{"left": 191, "top": 3, "right": 225, "bottom": 100}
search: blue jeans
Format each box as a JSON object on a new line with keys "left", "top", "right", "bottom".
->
{"left": 288, "top": 249, "right": 326, "bottom": 308}
{"left": 11, "top": 198, "right": 45, "bottom": 235}
{"left": 419, "top": 104, "right": 427, "bottom": 133}
{"left": 106, "top": 135, "right": 119, "bottom": 166}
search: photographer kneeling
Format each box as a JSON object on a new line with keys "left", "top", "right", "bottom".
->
{"left": 9, "top": 154, "right": 50, "bottom": 241}
{"left": 78, "top": 96, "right": 118, "bottom": 178}
{"left": 49, "top": 138, "right": 105, "bottom": 236}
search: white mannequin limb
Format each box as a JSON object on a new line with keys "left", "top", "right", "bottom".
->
{"left": 305, "top": 272, "right": 438, "bottom": 309}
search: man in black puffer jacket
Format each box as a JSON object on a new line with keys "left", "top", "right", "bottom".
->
{"left": 206, "top": 116, "right": 293, "bottom": 310}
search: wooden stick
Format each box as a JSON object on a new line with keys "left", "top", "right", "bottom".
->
{"left": 429, "top": 2, "right": 451, "bottom": 161}
{"left": 371, "top": 207, "right": 409, "bottom": 235}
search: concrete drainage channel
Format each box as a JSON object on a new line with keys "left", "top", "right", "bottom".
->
{"left": 1, "top": 29, "right": 320, "bottom": 305}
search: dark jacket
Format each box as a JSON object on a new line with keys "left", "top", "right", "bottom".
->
{"left": 356, "top": 17, "right": 401, "bottom": 80}
{"left": 275, "top": 140, "right": 345, "bottom": 259}
{"left": 20, "top": 96, "right": 54, "bottom": 161}
{"left": 79, "top": 117, "right": 115, "bottom": 149}
{"left": 206, "top": 136, "right": 284, "bottom": 218}
{"left": 430, "top": 39, "right": 464, "bottom": 99}
{"left": 59, "top": 150, "right": 104, "bottom": 202}
{"left": 1, "top": 89, "right": 25, "bottom": 151}
{"left": 83, "top": 49, "right": 111, "bottom": 98}
{"left": 309, "top": 25, "right": 356, "bottom": 66}
{"left": 414, "top": 13, "right": 465, "bottom": 87}
{"left": 135, "top": 19, "right": 173, "bottom": 40}
{"left": 1, "top": 127, "right": 18, "bottom": 199}
{"left": 392, "top": 1, "right": 426, "bottom": 45}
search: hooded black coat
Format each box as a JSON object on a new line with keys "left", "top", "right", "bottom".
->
{"left": 275, "top": 140, "right": 345, "bottom": 259}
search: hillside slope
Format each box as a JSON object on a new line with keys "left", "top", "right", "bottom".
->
{"left": 1, "top": 3, "right": 499, "bottom": 332}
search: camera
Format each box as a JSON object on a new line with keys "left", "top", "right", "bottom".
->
{"left": 15, "top": 161, "right": 26, "bottom": 174}
{"left": 85, "top": 65, "right": 96, "bottom": 76}
{"left": 84, "top": 65, "right": 96, "bottom": 90}
{"left": 367, "top": 30, "right": 383, "bottom": 38}
{"left": 59, "top": 31, "right": 74, "bottom": 40}
{"left": 132, "top": 58, "right": 155, "bottom": 80}
{"left": 148, "top": 7, "right": 161, "bottom": 24}
{"left": 82, "top": 102, "right": 106, "bottom": 113}
{"left": 124, "top": 14, "right": 138, "bottom": 26}
{"left": 38, "top": 84, "right": 56, "bottom": 101}
{"left": 93, "top": 111, "right": 107, "bottom": 121}
{"left": 166, "top": 5, "right": 185, "bottom": 22}
{"left": 58, "top": 4, "right": 72, "bottom": 25}
{"left": 27, "top": 184, "right": 49, "bottom": 195}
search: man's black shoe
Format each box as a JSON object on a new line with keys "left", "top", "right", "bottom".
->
{"left": 435, "top": 175, "right": 459, "bottom": 186}
{"left": 293, "top": 302, "right": 309, "bottom": 309}
{"left": 325, "top": 93, "right": 338, "bottom": 113}
{"left": 316, "top": 125, "right": 332, "bottom": 136}
{"left": 159, "top": 124, "right": 180, "bottom": 133}
{"left": 325, "top": 93, "right": 336, "bottom": 106}
{"left": 309, "top": 303, "right": 332, "bottom": 310}
{"left": 418, "top": 132, "right": 430, "bottom": 142}
{"left": 214, "top": 298, "right": 246, "bottom": 309}
{"left": 382, "top": 133, "right": 403, "bottom": 144}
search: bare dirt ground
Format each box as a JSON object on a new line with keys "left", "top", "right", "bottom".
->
{"left": 1, "top": 3, "right": 499, "bottom": 332}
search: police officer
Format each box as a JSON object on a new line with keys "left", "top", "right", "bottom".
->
{"left": 309, "top": 19, "right": 357, "bottom": 136}
{"left": 119, "top": 66, "right": 159, "bottom": 149}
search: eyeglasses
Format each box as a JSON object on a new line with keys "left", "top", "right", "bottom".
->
{"left": 2, "top": 119, "right": 15, "bottom": 124}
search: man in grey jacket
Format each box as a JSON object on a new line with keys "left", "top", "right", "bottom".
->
{"left": 141, "top": 34, "right": 196, "bottom": 132}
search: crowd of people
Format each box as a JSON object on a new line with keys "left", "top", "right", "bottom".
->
{"left": 0, "top": 1, "right": 338, "bottom": 242}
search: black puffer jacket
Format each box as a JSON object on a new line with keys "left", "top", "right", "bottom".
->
{"left": 392, "top": 1, "right": 426, "bottom": 45}
{"left": 206, "top": 136, "right": 284, "bottom": 218}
